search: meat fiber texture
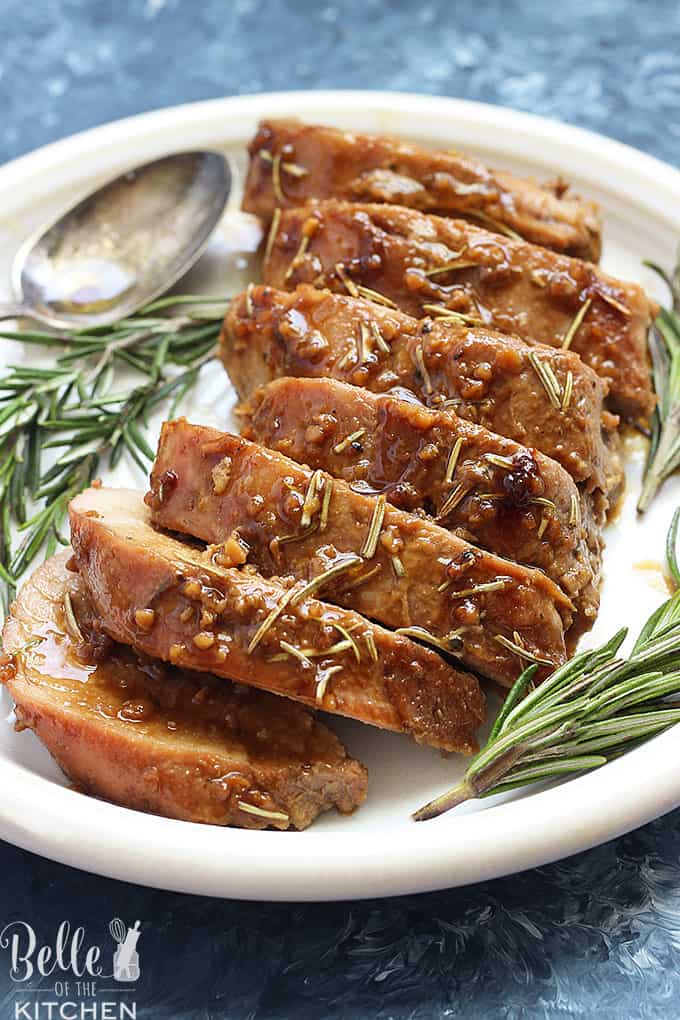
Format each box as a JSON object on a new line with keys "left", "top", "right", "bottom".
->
{"left": 242, "top": 376, "right": 603, "bottom": 626}
{"left": 243, "top": 118, "right": 602, "bottom": 261}
{"left": 262, "top": 202, "right": 656, "bottom": 422}
{"left": 220, "top": 284, "right": 622, "bottom": 504}
{"left": 68, "top": 487, "right": 486, "bottom": 753}
{"left": 0, "top": 551, "right": 368, "bottom": 830}
{"left": 148, "top": 421, "right": 574, "bottom": 686}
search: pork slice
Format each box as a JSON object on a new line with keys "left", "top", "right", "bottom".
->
{"left": 242, "top": 376, "right": 603, "bottom": 625}
{"left": 243, "top": 119, "right": 602, "bottom": 260}
{"left": 220, "top": 284, "right": 621, "bottom": 499}
{"left": 0, "top": 551, "right": 368, "bottom": 830}
{"left": 148, "top": 421, "right": 573, "bottom": 685}
{"left": 262, "top": 202, "right": 656, "bottom": 422}
{"left": 68, "top": 488, "right": 485, "bottom": 752}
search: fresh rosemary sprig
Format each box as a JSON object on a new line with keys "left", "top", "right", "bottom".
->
{"left": 638, "top": 252, "right": 680, "bottom": 512}
{"left": 413, "top": 509, "right": 680, "bottom": 821}
{"left": 0, "top": 295, "right": 228, "bottom": 612}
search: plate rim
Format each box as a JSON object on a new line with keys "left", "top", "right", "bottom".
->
{"left": 1, "top": 89, "right": 679, "bottom": 901}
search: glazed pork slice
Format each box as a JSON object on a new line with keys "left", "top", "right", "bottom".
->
{"left": 0, "top": 552, "right": 368, "bottom": 830}
{"left": 148, "top": 421, "right": 573, "bottom": 685}
{"left": 244, "top": 118, "right": 602, "bottom": 260}
{"left": 262, "top": 202, "right": 656, "bottom": 422}
{"left": 220, "top": 284, "right": 620, "bottom": 500}
{"left": 242, "top": 376, "right": 602, "bottom": 624}
{"left": 69, "top": 487, "right": 486, "bottom": 752}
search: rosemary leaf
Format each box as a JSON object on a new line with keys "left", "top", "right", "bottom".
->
{"left": 412, "top": 509, "right": 680, "bottom": 822}
{"left": 639, "top": 253, "right": 680, "bottom": 511}
{"left": 0, "top": 298, "right": 227, "bottom": 610}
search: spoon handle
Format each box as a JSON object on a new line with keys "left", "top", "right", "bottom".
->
{"left": 0, "top": 302, "right": 28, "bottom": 322}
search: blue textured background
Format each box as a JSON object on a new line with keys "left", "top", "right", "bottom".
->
{"left": 3, "top": 1, "right": 680, "bottom": 1017}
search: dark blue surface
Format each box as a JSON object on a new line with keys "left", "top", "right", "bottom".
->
{"left": 3, "top": 1, "right": 680, "bottom": 1016}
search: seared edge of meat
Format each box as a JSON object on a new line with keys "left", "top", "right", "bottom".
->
{"left": 0, "top": 551, "right": 368, "bottom": 829}
{"left": 220, "top": 284, "right": 621, "bottom": 498}
{"left": 243, "top": 119, "right": 602, "bottom": 261}
{"left": 148, "top": 421, "right": 572, "bottom": 685}
{"left": 68, "top": 488, "right": 486, "bottom": 752}
{"left": 262, "top": 202, "right": 656, "bottom": 422}
{"left": 242, "top": 376, "right": 603, "bottom": 623}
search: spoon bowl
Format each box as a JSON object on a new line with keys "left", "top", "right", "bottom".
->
{"left": 2, "top": 150, "right": 231, "bottom": 329}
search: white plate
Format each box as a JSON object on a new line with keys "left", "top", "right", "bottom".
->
{"left": 1, "top": 90, "right": 679, "bottom": 901}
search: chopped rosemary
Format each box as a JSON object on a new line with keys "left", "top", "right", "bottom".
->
{"left": 444, "top": 437, "right": 464, "bottom": 484}
{"left": 342, "top": 563, "right": 382, "bottom": 592}
{"left": 284, "top": 234, "right": 310, "bottom": 282}
{"left": 421, "top": 304, "right": 485, "bottom": 327}
{"left": 561, "top": 297, "right": 592, "bottom": 351}
{"left": 413, "top": 343, "right": 433, "bottom": 395}
{"left": 355, "top": 285, "right": 397, "bottom": 308}
{"left": 247, "top": 586, "right": 298, "bottom": 654}
{"left": 278, "top": 639, "right": 312, "bottom": 667}
{"left": 391, "top": 554, "right": 406, "bottom": 578}
{"left": 395, "top": 625, "right": 463, "bottom": 655}
{"left": 599, "top": 290, "right": 631, "bottom": 317}
{"left": 561, "top": 370, "right": 574, "bottom": 411}
{"left": 300, "top": 470, "right": 324, "bottom": 529}
{"left": 335, "top": 262, "right": 359, "bottom": 298}
{"left": 331, "top": 621, "right": 361, "bottom": 663}
{"left": 237, "top": 801, "right": 290, "bottom": 825}
{"left": 333, "top": 429, "right": 365, "bottom": 455}
{"left": 290, "top": 555, "right": 363, "bottom": 606}
{"left": 263, "top": 207, "right": 281, "bottom": 264}
{"left": 364, "top": 631, "right": 378, "bottom": 662}
{"left": 494, "top": 633, "right": 554, "bottom": 666}
{"left": 484, "top": 452, "right": 514, "bottom": 471}
{"left": 271, "top": 152, "right": 284, "bottom": 204}
{"left": 448, "top": 578, "right": 512, "bottom": 599}
{"left": 258, "top": 148, "right": 308, "bottom": 182}
{"left": 569, "top": 493, "right": 580, "bottom": 528}
{"left": 527, "top": 351, "right": 562, "bottom": 409}
{"left": 468, "top": 210, "right": 523, "bottom": 241}
{"left": 423, "top": 256, "right": 478, "bottom": 277}
{"left": 437, "top": 483, "right": 470, "bottom": 518}
{"left": 358, "top": 321, "right": 372, "bottom": 363}
{"left": 530, "top": 496, "right": 557, "bottom": 511}
{"left": 336, "top": 347, "right": 356, "bottom": 371}
{"left": 316, "top": 664, "right": 343, "bottom": 704}
{"left": 537, "top": 515, "right": 549, "bottom": 540}
{"left": 638, "top": 254, "right": 680, "bottom": 512}
{"left": 360, "top": 495, "right": 387, "bottom": 559}
{"left": 277, "top": 521, "right": 319, "bottom": 546}
{"left": 371, "top": 321, "right": 391, "bottom": 353}
{"left": 414, "top": 510, "right": 680, "bottom": 821}
{"left": 319, "top": 478, "right": 333, "bottom": 531}
{"left": 273, "top": 638, "right": 353, "bottom": 662}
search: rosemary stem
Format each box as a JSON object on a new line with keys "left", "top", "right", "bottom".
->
{"left": 638, "top": 410, "right": 680, "bottom": 513}
{"left": 413, "top": 745, "right": 526, "bottom": 821}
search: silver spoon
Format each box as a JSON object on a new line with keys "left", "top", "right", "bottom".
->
{"left": 0, "top": 150, "right": 231, "bottom": 329}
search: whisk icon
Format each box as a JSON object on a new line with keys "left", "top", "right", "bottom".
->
{"left": 109, "top": 918, "right": 141, "bottom": 982}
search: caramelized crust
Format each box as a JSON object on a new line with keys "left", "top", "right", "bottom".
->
{"left": 148, "top": 421, "right": 573, "bottom": 685}
{"left": 243, "top": 119, "right": 602, "bottom": 260}
{"left": 1, "top": 552, "right": 368, "bottom": 829}
{"left": 262, "top": 202, "right": 656, "bottom": 422}
{"left": 68, "top": 488, "right": 485, "bottom": 752}
{"left": 220, "top": 284, "right": 621, "bottom": 498}
{"left": 243, "top": 376, "right": 603, "bottom": 624}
